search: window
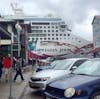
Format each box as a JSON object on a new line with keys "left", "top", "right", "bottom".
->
{"left": 44, "top": 30, "right": 46, "bottom": 32}
{"left": 60, "top": 34, "right": 62, "bottom": 36}
{"left": 64, "top": 34, "right": 66, "bottom": 36}
{"left": 68, "top": 34, "right": 70, "bottom": 36}
{"left": 56, "top": 38, "right": 58, "bottom": 40}
{"left": 56, "top": 34, "right": 58, "bottom": 36}
{"left": 48, "top": 38, "right": 50, "bottom": 40}
{"left": 44, "top": 38, "right": 46, "bottom": 40}
{"left": 56, "top": 30, "right": 58, "bottom": 32}
{"left": 52, "top": 30, "right": 54, "bottom": 32}
{"left": 48, "top": 34, "right": 50, "bottom": 36}
{"left": 40, "top": 26, "right": 42, "bottom": 28}
{"left": 56, "top": 26, "right": 58, "bottom": 29}
{"left": 40, "top": 38, "right": 42, "bottom": 40}
{"left": 48, "top": 30, "right": 50, "bottom": 32}
{"left": 72, "top": 60, "right": 87, "bottom": 67}
{"left": 52, "top": 38, "right": 54, "bottom": 40}
{"left": 52, "top": 26, "right": 54, "bottom": 28}
{"left": 32, "top": 38, "right": 34, "bottom": 41}
{"left": 52, "top": 34, "right": 54, "bottom": 36}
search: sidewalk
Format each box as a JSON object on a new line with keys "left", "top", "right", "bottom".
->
{"left": 0, "top": 65, "right": 33, "bottom": 99}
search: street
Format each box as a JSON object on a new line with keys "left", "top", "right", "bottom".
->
{"left": 20, "top": 84, "right": 43, "bottom": 99}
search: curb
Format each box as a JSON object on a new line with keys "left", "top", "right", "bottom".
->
{"left": 18, "top": 82, "right": 28, "bottom": 99}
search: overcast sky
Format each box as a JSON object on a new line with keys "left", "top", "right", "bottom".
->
{"left": 0, "top": 0, "right": 100, "bottom": 41}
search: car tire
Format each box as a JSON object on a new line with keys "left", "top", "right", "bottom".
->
{"left": 90, "top": 91, "right": 100, "bottom": 99}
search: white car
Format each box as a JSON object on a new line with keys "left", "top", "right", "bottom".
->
{"left": 29, "top": 58, "right": 88, "bottom": 91}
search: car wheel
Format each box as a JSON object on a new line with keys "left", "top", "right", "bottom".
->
{"left": 90, "top": 92, "right": 100, "bottom": 99}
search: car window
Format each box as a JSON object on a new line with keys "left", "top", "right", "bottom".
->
{"left": 72, "top": 59, "right": 87, "bottom": 67}
{"left": 73, "top": 60, "right": 100, "bottom": 76}
{"left": 53, "top": 59, "right": 74, "bottom": 70}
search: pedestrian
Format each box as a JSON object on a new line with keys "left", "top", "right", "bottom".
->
{"left": 3, "top": 55, "right": 11, "bottom": 82}
{"left": 13, "top": 57, "right": 24, "bottom": 82}
{"left": 0, "top": 58, "right": 3, "bottom": 80}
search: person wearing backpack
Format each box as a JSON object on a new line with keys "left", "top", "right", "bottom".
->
{"left": 13, "top": 57, "right": 24, "bottom": 82}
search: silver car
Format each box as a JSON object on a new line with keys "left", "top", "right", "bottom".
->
{"left": 29, "top": 58, "right": 88, "bottom": 91}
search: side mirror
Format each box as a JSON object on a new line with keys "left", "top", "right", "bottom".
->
{"left": 71, "top": 66, "right": 77, "bottom": 71}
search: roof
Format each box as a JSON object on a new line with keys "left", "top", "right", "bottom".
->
{"left": 88, "top": 58, "right": 100, "bottom": 61}
{"left": 66, "top": 58, "right": 88, "bottom": 60}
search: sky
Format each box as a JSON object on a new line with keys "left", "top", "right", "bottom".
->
{"left": 0, "top": 0, "right": 100, "bottom": 41}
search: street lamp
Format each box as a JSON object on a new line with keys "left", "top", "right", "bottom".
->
{"left": 15, "top": 21, "right": 22, "bottom": 57}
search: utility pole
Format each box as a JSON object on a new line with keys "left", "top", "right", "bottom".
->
{"left": 8, "top": 32, "right": 14, "bottom": 99}
{"left": 15, "top": 21, "right": 22, "bottom": 57}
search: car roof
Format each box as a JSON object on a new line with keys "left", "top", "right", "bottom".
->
{"left": 64, "top": 58, "right": 88, "bottom": 61}
{"left": 88, "top": 58, "right": 100, "bottom": 61}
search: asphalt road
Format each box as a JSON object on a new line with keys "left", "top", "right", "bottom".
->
{"left": 21, "top": 85, "right": 43, "bottom": 99}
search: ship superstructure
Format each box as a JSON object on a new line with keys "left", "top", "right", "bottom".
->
{"left": 27, "top": 16, "right": 92, "bottom": 57}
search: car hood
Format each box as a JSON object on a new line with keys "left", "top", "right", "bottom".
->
{"left": 49, "top": 74, "right": 100, "bottom": 89}
{"left": 32, "top": 70, "right": 71, "bottom": 79}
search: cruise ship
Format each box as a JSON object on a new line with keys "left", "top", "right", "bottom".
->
{"left": 3, "top": 4, "right": 93, "bottom": 59}
{"left": 28, "top": 16, "right": 93, "bottom": 59}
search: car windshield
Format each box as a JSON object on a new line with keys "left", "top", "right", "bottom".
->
{"left": 73, "top": 60, "right": 100, "bottom": 76}
{"left": 50, "top": 60, "right": 60, "bottom": 68}
{"left": 53, "top": 59, "right": 74, "bottom": 70}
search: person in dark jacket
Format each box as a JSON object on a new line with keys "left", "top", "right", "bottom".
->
{"left": 13, "top": 57, "right": 24, "bottom": 82}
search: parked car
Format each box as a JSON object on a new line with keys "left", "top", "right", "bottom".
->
{"left": 36, "top": 60, "right": 61, "bottom": 72}
{"left": 44, "top": 58, "right": 100, "bottom": 99}
{"left": 29, "top": 58, "right": 88, "bottom": 91}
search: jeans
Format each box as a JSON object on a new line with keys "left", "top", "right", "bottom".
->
{"left": 14, "top": 69, "right": 24, "bottom": 81}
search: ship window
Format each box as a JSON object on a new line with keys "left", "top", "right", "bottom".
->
{"left": 52, "top": 30, "right": 54, "bottom": 32}
{"left": 48, "top": 34, "right": 50, "bottom": 36}
{"left": 36, "top": 38, "right": 38, "bottom": 40}
{"left": 44, "top": 38, "right": 46, "bottom": 40}
{"left": 44, "top": 30, "right": 46, "bottom": 32}
{"left": 48, "top": 38, "right": 50, "bottom": 40}
{"left": 52, "top": 34, "right": 54, "bottom": 36}
{"left": 56, "top": 34, "right": 58, "bottom": 36}
{"left": 64, "top": 34, "right": 66, "bottom": 36}
{"left": 32, "top": 38, "right": 34, "bottom": 41}
{"left": 79, "top": 41, "right": 81, "bottom": 43}
{"left": 40, "top": 26, "right": 42, "bottom": 28}
{"left": 56, "top": 38, "right": 58, "bottom": 40}
{"left": 40, "top": 38, "right": 42, "bottom": 40}
{"left": 52, "top": 38, "right": 54, "bottom": 40}
{"left": 48, "top": 26, "right": 50, "bottom": 28}
{"left": 56, "top": 26, "right": 58, "bottom": 29}
{"left": 28, "top": 38, "right": 30, "bottom": 40}
{"left": 44, "top": 26, "right": 46, "bottom": 28}
{"left": 68, "top": 34, "right": 70, "bottom": 36}
{"left": 60, "top": 34, "right": 62, "bottom": 36}
{"left": 56, "top": 30, "right": 58, "bottom": 32}
{"left": 52, "top": 26, "right": 55, "bottom": 28}
{"left": 48, "top": 30, "right": 50, "bottom": 32}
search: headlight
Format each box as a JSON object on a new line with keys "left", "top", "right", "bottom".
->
{"left": 41, "top": 77, "right": 50, "bottom": 81}
{"left": 64, "top": 88, "right": 75, "bottom": 98}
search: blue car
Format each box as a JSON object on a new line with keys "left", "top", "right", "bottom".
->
{"left": 44, "top": 58, "right": 100, "bottom": 99}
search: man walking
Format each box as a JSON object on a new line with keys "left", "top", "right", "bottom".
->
{"left": 13, "top": 57, "right": 24, "bottom": 82}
